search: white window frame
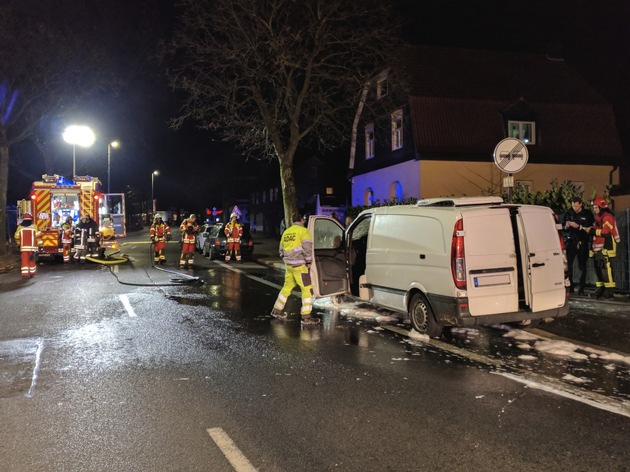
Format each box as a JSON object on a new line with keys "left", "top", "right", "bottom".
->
{"left": 365, "top": 123, "right": 375, "bottom": 159}
{"left": 516, "top": 180, "right": 533, "bottom": 193}
{"left": 508, "top": 121, "right": 536, "bottom": 144}
{"left": 376, "top": 71, "right": 389, "bottom": 100}
{"left": 391, "top": 109, "right": 403, "bottom": 151}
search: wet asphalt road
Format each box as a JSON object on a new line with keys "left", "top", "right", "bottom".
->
{"left": 0, "top": 232, "right": 629, "bottom": 472}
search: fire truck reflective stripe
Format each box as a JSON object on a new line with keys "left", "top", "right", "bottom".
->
{"left": 41, "top": 233, "right": 58, "bottom": 246}
{"left": 34, "top": 190, "right": 50, "bottom": 230}
{"left": 81, "top": 190, "right": 93, "bottom": 219}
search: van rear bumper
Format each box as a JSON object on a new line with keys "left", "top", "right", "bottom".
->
{"left": 428, "top": 294, "right": 570, "bottom": 328}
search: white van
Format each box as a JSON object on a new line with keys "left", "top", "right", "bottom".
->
{"left": 308, "top": 196, "right": 569, "bottom": 337}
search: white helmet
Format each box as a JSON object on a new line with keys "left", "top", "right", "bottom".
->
{"left": 230, "top": 212, "right": 238, "bottom": 219}
{"left": 154, "top": 213, "right": 162, "bottom": 220}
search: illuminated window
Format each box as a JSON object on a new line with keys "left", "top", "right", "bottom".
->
{"left": 364, "top": 188, "right": 375, "bottom": 206}
{"left": 389, "top": 181, "right": 403, "bottom": 201}
{"left": 508, "top": 121, "right": 536, "bottom": 144}
{"left": 391, "top": 109, "right": 403, "bottom": 150}
{"left": 326, "top": 187, "right": 334, "bottom": 195}
{"left": 365, "top": 123, "right": 375, "bottom": 159}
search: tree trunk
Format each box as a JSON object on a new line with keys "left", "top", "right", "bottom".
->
{"left": 0, "top": 141, "right": 9, "bottom": 256}
{"left": 278, "top": 155, "right": 298, "bottom": 226}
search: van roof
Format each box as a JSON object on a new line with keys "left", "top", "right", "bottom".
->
{"left": 417, "top": 196, "right": 504, "bottom": 207}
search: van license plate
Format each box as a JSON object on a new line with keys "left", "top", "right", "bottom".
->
{"left": 474, "top": 274, "right": 511, "bottom": 287}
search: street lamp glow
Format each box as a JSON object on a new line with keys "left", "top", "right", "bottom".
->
{"left": 63, "top": 125, "right": 95, "bottom": 178}
{"left": 151, "top": 170, "right": 159, "bottom": 213}
{"left": 107, "top": 140, "right": 120, "bottom": 194}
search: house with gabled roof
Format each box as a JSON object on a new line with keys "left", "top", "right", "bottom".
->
{"left": 351, "top": 45, "right": 624, "bottom": 208}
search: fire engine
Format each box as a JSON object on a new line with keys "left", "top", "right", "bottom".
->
{"left": 17, "top": 174, "right": 126, "bottom": 261}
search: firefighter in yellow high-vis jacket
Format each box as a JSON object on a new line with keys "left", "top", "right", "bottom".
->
{"left": 271, "top": 213, "right": 318, "bottom": 325}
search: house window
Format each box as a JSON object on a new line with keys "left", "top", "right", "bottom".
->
{"left": 391, "top": 109, "right": 403, "bottom": 150}
{"left": 516, "top": 180, "right": 532, "bottom": 193}
{"left": 364, "top": 188, "right": 375, "bottom": 206}
{"left": 365, "top": 123, "right": 375, "bottom": 159}
{"left": 376, "top": 73, "right": 389, "bottom": 99}
{"left": 390, "top": 181, "right": 403, "bottom": 201}
{"left": 508, "top": 121, "right": 536, "bottom": 144}
{"left": 326, "top": 187, "right": 334, "bottom": 195}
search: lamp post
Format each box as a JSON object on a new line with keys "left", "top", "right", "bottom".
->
{"left": 62, "top": 125, "right": 95, "bottom": 179}
{"left": 107, "top": 140, "right": 120, "bottom": 194}
{"left": 151, "top": 170, "right": 159, "bottom": 213}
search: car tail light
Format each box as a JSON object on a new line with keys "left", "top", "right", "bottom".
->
{"left": 451, "top": 218, "right": 466, "bottom": 290}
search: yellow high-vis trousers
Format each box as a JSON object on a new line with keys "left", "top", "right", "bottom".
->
{"left": 273, "top": 264, "right": 313, "bottom": 316}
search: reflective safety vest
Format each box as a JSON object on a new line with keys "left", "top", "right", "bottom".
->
{"left": 179, "top": 218, "right": 199, "bottom": 244}
{"left": 279, "top": 224, "right": 313, "bottom": 267}
{"left": 592, "top": 210, "right": 620, "bottom": 257}
{"left": 224, "top": 221, "right": 243, "bottom": 243}
{"left": 14, "top": 225, "right": 41, "bottom": 252}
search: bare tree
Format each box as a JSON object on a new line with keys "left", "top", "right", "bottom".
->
{"left": 166, "top": 0, "right": 399, "bottom": 221}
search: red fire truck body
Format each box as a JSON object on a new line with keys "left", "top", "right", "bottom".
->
{"left": 17, "top": 174, "right": 102, "bottom": 261}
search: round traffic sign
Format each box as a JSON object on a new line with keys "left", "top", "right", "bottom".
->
{"left": 493, "top": 138, "right": 529, "bottom": 173}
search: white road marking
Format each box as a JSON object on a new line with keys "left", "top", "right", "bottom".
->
{"left": 206, "top": 427, "right": 258, "bottom": 472}
{"left": 119, "top": 294, "right": 137, "bottom": 317}
{"left": 25, "top": 337, "right": 44, "bottom": 398}
{"left": 383, "top": 325, "right": 630, "bottom": 419}
{"left": 215, "top": 261, "right": 302, "bottom": 296}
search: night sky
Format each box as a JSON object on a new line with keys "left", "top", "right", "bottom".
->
{"left": 7, "top": 0, "right": 630, "bottom": 210}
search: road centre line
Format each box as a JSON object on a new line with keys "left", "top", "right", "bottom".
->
{"left": 383, "top": 325, "right": 630, "bottom": 419}
{"left": 206, "top": 428, "right": 258, "bottom": 472}
{"left": 119, "top": 294, "right": 137, "bottom": 317}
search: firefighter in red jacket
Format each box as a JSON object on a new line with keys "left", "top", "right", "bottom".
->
{"left": 14, "top": 213, "right": 42, "bottom": 278}
{"left": 60, "top": 215, "right": 74, "bottom": 263}
{"left": 224, "top": 212, "right": 243, "bottom": 262}
{"left": 150, "top": 213, "right": 171, "bottom": 265}
{"left": 582, "top": 197, "right": 620, "bottom": 299}
{"left": 179, "top": 213, "right": 199, "bottom": 269}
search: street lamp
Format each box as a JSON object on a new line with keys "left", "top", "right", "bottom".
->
{"left": 151, "top": 170, "right": 159, "bottom": 213}
{"left": 62, "top": 125, "right": 95, "bottom": 179}
{"left": 107, "top": 140, "right": 120, "bottom": 194}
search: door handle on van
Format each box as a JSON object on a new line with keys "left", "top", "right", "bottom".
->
{"left": 532, "top": 262, "right": 545, "bottom": 267}
{"left": 419, "top": 254, "right": 426, "bottom": 259}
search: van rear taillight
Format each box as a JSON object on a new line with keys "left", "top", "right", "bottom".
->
{"left": 451, "top": 218, "right": 466, "bottom": 289}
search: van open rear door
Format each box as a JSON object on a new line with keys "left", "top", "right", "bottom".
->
{"left": 463, "top": 209, "right": 520, "bottom": 316}
{"left": 307, "top": 216, "right": 348, "bottom": 298}
{"left": 517, "top": 207, "right": 566, "bottom": 312}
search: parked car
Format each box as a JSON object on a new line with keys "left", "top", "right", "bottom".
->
{"left": 196, "top": 224, "right": 216, "bottom": 253}
{"left": 202, "top": 223, "right": 254, "bottom": 260}
{"left": 308, "top": 196, "right": 569, "bottom": 337}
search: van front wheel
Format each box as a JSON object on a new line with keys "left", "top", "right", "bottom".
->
{"left": 409, "top": 293, "right": 443, "bottom": 338}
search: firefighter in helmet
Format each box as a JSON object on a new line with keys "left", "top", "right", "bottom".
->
{"left": 582, "top": 197, "right": 620, "bottom": 299}
{"left": 60, "top": 215, "right": 75, "bottom": 263}
{"left": 224, "top": 212, "right": 243, "bottom": 262}
{"left": 14, "top": 213, "right": 42, "bottom": 278}
{"left": 179, "top": 213, "right": 199, "bottom": 269}
{"left": 150, "top": 213, "right": 171, "bottom": 265}
{"left": 74, "top": 214, "right": 99, "bottom": 264}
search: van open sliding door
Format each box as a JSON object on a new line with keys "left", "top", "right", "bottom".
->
{"left": 517, "top": 207, "right": 566, "bottom": 312}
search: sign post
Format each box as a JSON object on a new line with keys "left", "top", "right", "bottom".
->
{"left": 493, "top": 138, "right": 529, "bottom": 202}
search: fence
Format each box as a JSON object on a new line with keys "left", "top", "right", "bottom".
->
{"left": 570, "top": 209, "right": 630, "bottom": 293}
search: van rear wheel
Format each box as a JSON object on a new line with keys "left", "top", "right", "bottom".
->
{"left": 409, "top": 293, "right": 443, "bottom": 338}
